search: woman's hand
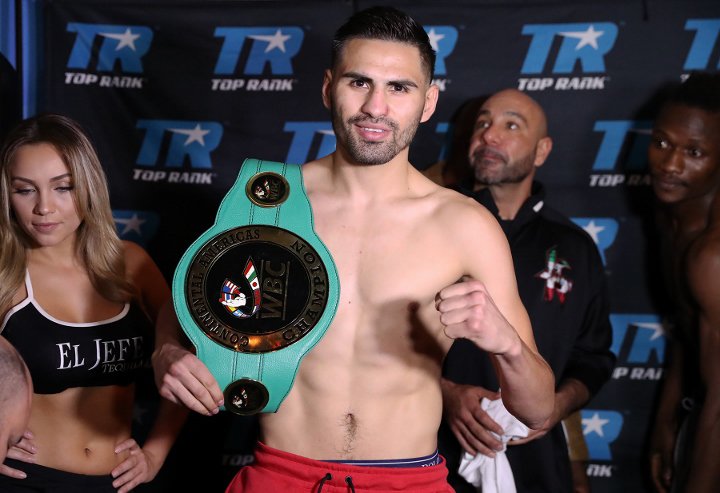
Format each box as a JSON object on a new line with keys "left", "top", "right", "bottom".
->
{"left": 112, "top": 438, "right": 161, "bottom": 493}
{"left": 0, "top": 430, "right": 37, "bottom": 479}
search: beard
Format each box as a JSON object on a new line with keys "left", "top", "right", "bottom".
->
{"left": 470, "top": 146, "right": 536, "bottom": 185}
{"left": 331, "top": 103, "right": 422, "bottom": 165}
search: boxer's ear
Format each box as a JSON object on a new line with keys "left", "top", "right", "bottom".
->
{"left": 322, "top": 69, "right": 333, "bottom": 110}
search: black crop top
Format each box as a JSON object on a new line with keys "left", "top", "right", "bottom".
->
{"left": 0, "top": 272, "right": 154, "bottom": 394}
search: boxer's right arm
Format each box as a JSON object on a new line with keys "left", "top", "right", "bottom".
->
{"left": 152, "top": 301, "right": 224, "bottom": 415}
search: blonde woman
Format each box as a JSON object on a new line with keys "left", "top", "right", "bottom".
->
{"left": 0, "top": 114, "right": 186, "bottom": 492}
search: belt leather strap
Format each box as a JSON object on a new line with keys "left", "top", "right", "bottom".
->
{"left": 172, "top": 158, "right": 339, "bottom": 414}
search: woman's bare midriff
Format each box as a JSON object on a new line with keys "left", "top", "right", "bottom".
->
{"left": 29, "top": 385, "right": 135, "bottom": 474}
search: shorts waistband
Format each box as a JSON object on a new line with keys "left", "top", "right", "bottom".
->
{"left": 226, "top": 443, "right": 453, "bottom": 492}
{"left": 324, "top": 450, "right": 441, "bottom": 468}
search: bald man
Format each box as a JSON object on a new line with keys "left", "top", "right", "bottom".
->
{"left": 438, "top": 89, "right": 615, "bottom": 493}
{"left": 0, "top": 335, "right": 33, "bottom": 476}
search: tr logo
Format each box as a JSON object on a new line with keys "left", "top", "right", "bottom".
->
{"left": 214, "top": 27, "right": 304, "bottom": 75}
{"left": 67, "top": 23, "right": 153, "bottom": 73}
{"left": 283, "top": 122, "right": 335, "bottom": 164}
{"left": 136, "top": 120, "right": 223, "bottom": 168}
{"left": 581, "top": 409, "right": 623, "bottom": 460}
{"left": 112, "top": 210, "right": 159, "bottom": 247}
{"left": 570, "top": 218, "right": 619, "bottom": 266}
{"left": 609, "top": 314, "right": 665, "bottom": 365}
{"left": 592, "top": 120, "right": 653, "bottom": 171}
{"left": 684, "top": 19, "right": 720, "bottom": 71}
{"left": 520, "top": 23, "right": 618, "bottom": 74}
{"left": 424, "top": 26, "right": 458, "bottom": 76}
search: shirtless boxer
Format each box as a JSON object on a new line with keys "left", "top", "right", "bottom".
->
{"left": 648, "top": 72, "right": 720, "bottom": 493}
{"left": 153, "top": 7, "right": 554, "bottom": 492}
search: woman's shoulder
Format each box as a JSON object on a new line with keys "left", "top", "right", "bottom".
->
{"left": 121, "top": 241, "right": 154, "bottom": 280}
{"left": 122, "top": 240, "right": 150, "bottom": 262}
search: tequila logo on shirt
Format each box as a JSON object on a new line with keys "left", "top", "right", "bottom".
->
{"left": 56, "top": 336, "right": 145, "bottom": 373}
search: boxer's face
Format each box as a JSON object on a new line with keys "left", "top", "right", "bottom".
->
{"left": 649, "top": 103, "right": 720, "bottom": 205}
{"left": 322, "top": 38, "right": 438, "bottom": 166}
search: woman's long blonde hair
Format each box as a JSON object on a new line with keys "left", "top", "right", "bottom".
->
{"left": 0, "top": 114, "right": 134, "bottom": 315}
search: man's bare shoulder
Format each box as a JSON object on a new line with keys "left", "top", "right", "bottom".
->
{"left": 688, "top": 227, "right": 720, "bottom": 289}
{"left": 300, "top": 156, "right": 334, "bottom": 194}
{"left": 417, "top": 176, "right": 499, "bottom": 232}
{"left": 686, "top": 227, "right": 720, "bottom": 338}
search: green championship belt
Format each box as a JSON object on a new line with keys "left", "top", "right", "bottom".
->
{"left": 172, "top": 158, "right": 339, "bottom": 415}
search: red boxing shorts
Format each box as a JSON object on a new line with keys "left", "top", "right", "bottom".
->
{"left": 225, "top": 441, "right": 455, "bottom": 492}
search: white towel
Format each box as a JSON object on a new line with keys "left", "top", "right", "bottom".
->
{"left": 457, "top": 397, "right": 530, "bottom": 493}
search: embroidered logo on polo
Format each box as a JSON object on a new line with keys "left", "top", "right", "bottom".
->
{"left": 535, "top": 247, "right": 573, "bottom": 303}
{"left": 184, "top": 225, "right": 331, "bottom": 353}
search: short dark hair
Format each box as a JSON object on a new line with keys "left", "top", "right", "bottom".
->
{"left": 331, "top": 6, "right": 436, "bottom": 82}
{"left": 662, "top": 72, "right": 720, "bottom": 113}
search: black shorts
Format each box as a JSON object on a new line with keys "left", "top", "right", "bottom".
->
{"left": 0, "top": 458, "right": 117, "bottom": 492}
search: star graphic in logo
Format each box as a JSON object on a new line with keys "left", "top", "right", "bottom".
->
{"left": 249, "top": 29, "right": 291, "bottom": 53}
{"left": 115, "top": 213, "right": 146, "bottom": 236}
{"left": 426, "top": 28, "right": 445, "bottom": 52}
{"left": 582, "top": 220, "right": 605, "bottom": 244}
{"left": 559, "top": 25, "right": 604, "bottom": 50}
{"left": 582, "top": 412, "right": 610, "bottom": 437}
{"left": 169, "top": 124, "right": 211, "bottom": 146}
{"left": 101, "top": 28, "right": 141, "bottom": 51}
{"left": 636, "top": 322, "right": 665, "bottom": 341}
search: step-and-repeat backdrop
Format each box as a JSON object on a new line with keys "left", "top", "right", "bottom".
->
{"left": 3, "top": 0, "right": 720, "bottom": 490}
